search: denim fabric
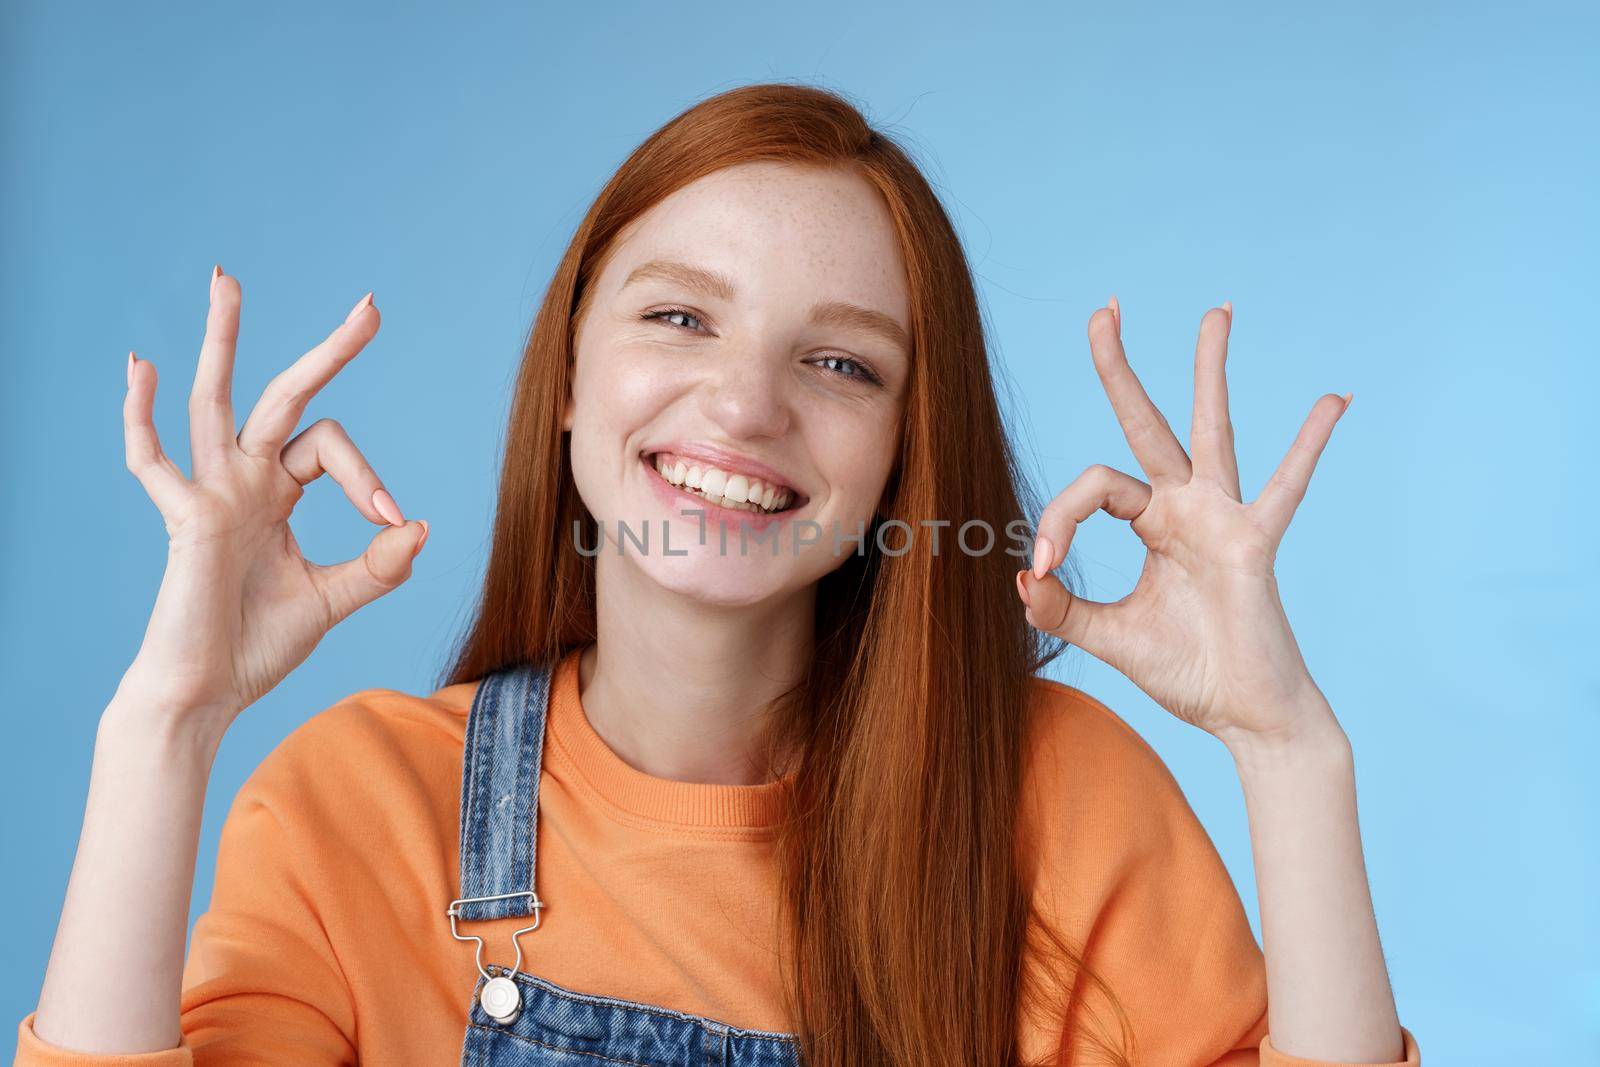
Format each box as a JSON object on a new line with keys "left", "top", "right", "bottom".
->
{"left": 457, "top": 663, "right": 551, "bottom": 922}
{"left": 455, "top": 661, "right": 803, "bottom": 1067}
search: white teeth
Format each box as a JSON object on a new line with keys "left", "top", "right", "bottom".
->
{"left": 648, "top": 453, "right": 797, "bottom": 514}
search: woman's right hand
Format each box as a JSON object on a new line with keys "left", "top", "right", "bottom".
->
{"left": 117, "top": 267, "right": 428, "bottom": 737}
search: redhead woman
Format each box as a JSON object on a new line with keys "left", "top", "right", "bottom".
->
{"left": 18, "top": 84, "right": 1419, "bottom": 1066}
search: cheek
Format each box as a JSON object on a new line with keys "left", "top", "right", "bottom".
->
{"left": 813, "top": 405, "right": 902, "bottom": 509}
{"left": 568, "top": 348, "right": 691, "bottom": 513}
{"left": 571, "top": 348, "right": 681, "bottom": 449}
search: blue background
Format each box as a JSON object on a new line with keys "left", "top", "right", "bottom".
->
{"left": 3, "top": 3, "right": 1595, "bottom": 1061}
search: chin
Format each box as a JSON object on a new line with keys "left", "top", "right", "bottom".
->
{"left": 630, "top": 550, "right": 796, "bottom": 608}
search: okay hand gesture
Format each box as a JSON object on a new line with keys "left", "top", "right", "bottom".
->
{"left": 120, "top": 269, "right": 428, "bottom": 733}
{"left": 1017, "top": 300, "right": 1350, "bottom": 746}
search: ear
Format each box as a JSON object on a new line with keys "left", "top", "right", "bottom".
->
{"left": 561, "top": 390, "right": 575, "bottom": 431}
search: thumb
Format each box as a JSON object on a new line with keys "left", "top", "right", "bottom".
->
{"left": 1019, "top": 570, "right": 1112, "bottom": 660}
{"left": 318, "top": 519, "right": 429, "bottom": 624}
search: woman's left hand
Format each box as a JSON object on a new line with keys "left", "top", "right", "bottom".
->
{"left": 1017, "top": 299, "right": 1349, "bottom": 749}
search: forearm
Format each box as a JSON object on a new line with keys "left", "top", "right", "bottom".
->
{"left": 32, "top": 679, "right": 227, "bottom": 1053}
{"left": 1224, "top": 699, "right": 1403, "bottom": 1063}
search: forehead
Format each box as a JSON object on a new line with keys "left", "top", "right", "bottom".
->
{"left": 600, "top": 161, "right": 910, "bottom": 318}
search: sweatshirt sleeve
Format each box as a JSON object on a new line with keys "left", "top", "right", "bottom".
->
{"left": 14, "top": 712, "right": 362, "bottom": 1066}
{"left": 1018, "top": 680, "right": 1420, "bottom": 1066}
{"left": 1258, "top": 1029, "right": 1420, "bottom": 1066}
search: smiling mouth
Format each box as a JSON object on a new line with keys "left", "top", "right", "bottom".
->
{"left": 643, "top": 451, "right": 807, "bottom": 516}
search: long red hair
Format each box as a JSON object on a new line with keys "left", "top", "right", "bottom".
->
{"left": 439, "top": 81, "right": 1127, "bottom": 1066}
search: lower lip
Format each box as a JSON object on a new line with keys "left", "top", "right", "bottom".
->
{"left": 641, "top": 456, "right": 796, "bottom": 534}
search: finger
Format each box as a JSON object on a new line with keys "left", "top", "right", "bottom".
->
{"left": 1251, "top": 391, "right": 1351, "bottom": 538}
{"left": 1190, "top": 303, "right": 1242, "bottom": 499}
{"left": 279, "top": 418, "right": 407, "bottom": 527}
{"left": 1087, "top": 304, "right": 1193, "bottom": 487}
{"left": 190, "top": 267, "right": 241, "bottom": 479}
{"left": 123, "top": 352, "right": 191, "bottom": 517}
{"left": 237, "top": 292, "right": 379, "bottom": 459}
{"left": 1031, "top": 464, "right": 1152, "bottom": 579}
{"left": 1018, "top": 569, "right": 1118, "bottom": 662}
{"left": 312, "top": 518, "right": 429, "bottom": 626}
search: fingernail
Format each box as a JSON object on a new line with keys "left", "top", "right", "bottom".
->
{"left": 1031, "top": 536, "right": 1053, "bottom": 580}
{"left": 1015, "top": 569, "right": 1033, "bottom": 609}
{"left": 1341, "top": 391, "right": 1354, "bottom": 413}
{"left": 126, "top": 350, "right": 135, "bottom": 388}
{"left": 414, "top": 519, "right": 430, "bottom": 557}
{"left": 345, "top": 291, "right": 375, "bottom": 324}
{"left": 1108, "top": 295, "right": 1121, "bottom": 335}
{"left": 210, "top": 264, "right": 222, "bottom": 301}
{"left": 1222, "top": 299, "right": 1232, "bottom": 321}
{"left": 372, "top": 487, "right": 405, "bottom": 526}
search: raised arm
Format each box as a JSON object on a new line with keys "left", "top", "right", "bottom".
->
{"left": 1226, "top": 693, "right": 1404, "bottom": 1063}
{"left": 1016, "top": 299, "right": 1409, "bottom": 1063}
{"left": 26, "top": 269, "right": 427, "bottom": 1056}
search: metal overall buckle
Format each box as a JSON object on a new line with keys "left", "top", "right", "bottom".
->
{"left": 446, "top": 889, "right": 546, "bottom": 1025}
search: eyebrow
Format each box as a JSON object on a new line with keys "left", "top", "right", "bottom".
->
{"left": 621, "top": 258, "right": 910, "bottom": 354}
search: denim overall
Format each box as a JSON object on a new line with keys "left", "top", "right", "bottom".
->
{"left": 448, "top": 660, "right": 805, "bottom": 1067}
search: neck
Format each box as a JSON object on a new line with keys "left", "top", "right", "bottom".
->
{"left": 580, "top": 555, "right": 815, "bottom": 786}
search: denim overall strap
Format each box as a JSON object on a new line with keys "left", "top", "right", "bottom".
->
{"left": 455, "top": 661, "right": 551, "bottom": 921}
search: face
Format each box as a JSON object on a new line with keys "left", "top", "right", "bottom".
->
{"left": 565, "top": 161, "right": 911, "bottom": 606}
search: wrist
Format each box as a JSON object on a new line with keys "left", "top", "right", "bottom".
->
{"left": 100, "top": 679, "right": 232, "bottom": 765}
{"left": 1217, "top": 690, "right": 1351, "bottom": 775}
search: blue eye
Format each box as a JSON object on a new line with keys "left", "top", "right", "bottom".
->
{"left": 809, "top": 354, "right": 882, "bottom": 386}
{"left": 641, "top": 307, "right": 884, "bottom": 387}
{"left": 641, "top": 307, "right": 704, "bottom": 331}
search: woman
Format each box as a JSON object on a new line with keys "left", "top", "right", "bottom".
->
{"left": 18, "top": 83, "right": 1419, "bottom": 1065}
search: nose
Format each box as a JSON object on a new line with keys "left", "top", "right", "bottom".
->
{"left": 700, "top": 351, "right": 792, "bottom": 440}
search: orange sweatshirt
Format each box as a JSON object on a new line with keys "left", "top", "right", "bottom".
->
{"left": 17, "top": 648, "right": 1418, "bottom": 1065}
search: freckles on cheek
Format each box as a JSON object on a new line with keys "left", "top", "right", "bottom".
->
{"left": 619, "top": 338, "right": 684, "bottom": 394}
{"left": 825, "top": 420, "right": 900, "bottom": 507}
{"left": 574, "top": 346, "right": 682, "bottom": 444}
{"left": 615, "top": 364, "right": 680, "bottom": 412}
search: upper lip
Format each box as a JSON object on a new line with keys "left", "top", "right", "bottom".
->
{"left": 643, "top": 441, "right": 806, "bottom": 501}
